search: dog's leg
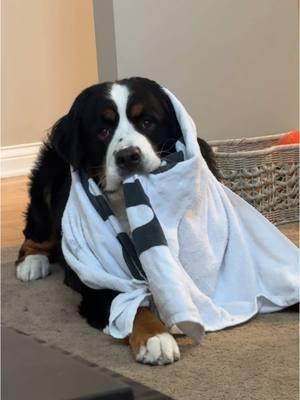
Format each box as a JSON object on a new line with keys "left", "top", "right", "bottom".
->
{"left": 129, "top": 307, "right": 180, "bottom": 365}
{"left": 16, "top": 188, "right": 54, "bottom": 281}
{"left": 16, "top": 146, "right": 69, "bottom": 282}
{"left": 16, "top": 179, "right": 54, "bottom": 282}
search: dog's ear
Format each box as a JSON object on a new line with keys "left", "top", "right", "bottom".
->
{"left": 165, "top": 100, "right": 183, "bottom": 140}
{"left": 157, "top": 89, "right": 183, "bottom": 142}
{"left": 161, "top": 87, "right": 220, "bottom": 179}
{"left": 50, "top": 111, "right": 82, "bottom": 169}
{"left": 197, "top": 137, "right": 220, "bottom": 179}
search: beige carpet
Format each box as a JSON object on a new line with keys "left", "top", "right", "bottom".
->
{"left": 2, "top": 223, "right": 299, "bottom": 400}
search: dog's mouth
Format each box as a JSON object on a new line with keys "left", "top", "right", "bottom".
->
{"left": 97, "top": 136, "right": 175, "bottom": 193}
{"left": 104, "top": 165, "right": 160, "bottom": 194}
{"left": 94, "top": 144, "right": 178, "bottom": 194}
{"left": 104, "top": 157, "right": 163, "bottom": 194}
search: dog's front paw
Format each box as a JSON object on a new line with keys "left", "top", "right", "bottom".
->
{"left": 16, "top": 255, "right": 50, "bottom": 281}
{"left": 136, "top": 332, "right": 180, "bottom": 365}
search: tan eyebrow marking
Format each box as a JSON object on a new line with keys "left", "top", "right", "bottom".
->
{"left": 130, "top": 103, "right": 144, "bottom": 118}
{"left": 102, "top": 108, "right": 117, "bottom": 121}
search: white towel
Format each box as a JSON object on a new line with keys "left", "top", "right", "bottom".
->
{"left": 62, "top": 88, "right": 299, "bottom": 343}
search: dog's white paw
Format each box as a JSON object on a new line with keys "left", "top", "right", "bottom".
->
{"left": 16, "top": 255, "right": 50, "bottom": 282}
{"left": 136, "top": 333, "right": 180, "bottom": 365}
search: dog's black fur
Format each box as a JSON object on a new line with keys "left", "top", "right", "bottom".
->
{"left": 22, "top": 77, "right": 219, "bottom": 330}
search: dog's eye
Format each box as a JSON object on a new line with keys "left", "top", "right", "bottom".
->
{"left": 98, "top": 128, "right": 111, "bottom": 140}
{"left": 141, "top": 119, "right": 154, "bottom": 129}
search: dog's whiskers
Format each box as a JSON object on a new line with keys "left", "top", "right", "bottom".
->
{"left": 89, "top": 165, "right": 106, "bottom": 187}
{"left": 156, "top": 140, "right": 176, "bottom": 159}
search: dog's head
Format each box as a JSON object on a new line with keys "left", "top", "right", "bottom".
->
{"left": 52, "top": 77, "right": 183, "bottom": 191}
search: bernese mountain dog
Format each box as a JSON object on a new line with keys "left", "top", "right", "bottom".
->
{"left": 16, "top": 77, "right": 218, "bottom": 365}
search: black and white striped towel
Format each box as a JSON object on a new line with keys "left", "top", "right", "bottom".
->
{"left": 62, "top": 88, "right": 299, "bottom": 342}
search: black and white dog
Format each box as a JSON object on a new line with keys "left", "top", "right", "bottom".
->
{"left": 16, "top": 77, "right": 218, "bottom": 365}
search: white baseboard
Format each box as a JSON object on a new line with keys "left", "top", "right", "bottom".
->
{"left": 1, "top": 142, "right": 42, "bottom": 178}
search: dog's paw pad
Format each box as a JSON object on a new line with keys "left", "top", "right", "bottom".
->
{"left": 136, "top": 333, "right": 180, "bottom": 365}
{"left": 16, "top": 255, "right": 50, "bottom": 282}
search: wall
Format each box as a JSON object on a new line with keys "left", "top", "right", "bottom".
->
{"left": 3, "top": 1, "right": 299, "bottom": 147}
{"left": 2, "top": 0, "right": 98, "bottom": 147}
{"left": 93, "top": 0, "right": 117, "bottom": 83}
{"left": 104, "top": 0, "right": 299, "bottom": 140}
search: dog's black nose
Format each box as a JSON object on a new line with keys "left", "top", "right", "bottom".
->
{"left": 115, "top": 146, "right": 142, "bottom": 171}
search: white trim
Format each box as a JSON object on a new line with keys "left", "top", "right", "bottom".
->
{"left": 0, "top": 142, "right": 42, "bottom": 178}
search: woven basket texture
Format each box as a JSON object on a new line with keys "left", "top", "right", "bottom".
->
{"left": 209, "top": 133, "right": 299, "bottom": 226}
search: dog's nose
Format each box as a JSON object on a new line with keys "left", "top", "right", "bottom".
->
{"left": 115, "top": 146, "right": 142, "bottom": 171}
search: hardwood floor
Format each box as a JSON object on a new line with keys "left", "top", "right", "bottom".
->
{"left": 1, "top": 176, "right": 29, "bottom": 248}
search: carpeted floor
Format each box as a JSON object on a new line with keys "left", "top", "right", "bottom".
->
{"left": 2, "top": 224, "right": 299, "bottom": 400}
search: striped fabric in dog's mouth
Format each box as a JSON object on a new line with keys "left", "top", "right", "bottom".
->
{"left": 79, "top": 141, "right": 186, "bottom": 281}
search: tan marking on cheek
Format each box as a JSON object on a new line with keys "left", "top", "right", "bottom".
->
{"left": 102, "top": 108, "right": 117, "bottom": 121}
{"left": 130, "top": 103, "right": 144, "bottom": 118}
{"left": 16, "top": 239, "right": 55, "bottom": 265}
{"left": 128, "top": 307, "right": 168, "bottom": 355}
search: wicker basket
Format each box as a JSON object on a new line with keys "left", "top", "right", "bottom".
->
{"left": 209, "top": 133, "right": 299, "bottom": 226}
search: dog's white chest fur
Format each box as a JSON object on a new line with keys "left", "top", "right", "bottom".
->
{"left": 106, "top": 188, "right": 131, "bottom": 235}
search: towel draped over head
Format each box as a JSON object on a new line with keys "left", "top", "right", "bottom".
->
{"left": 62, "top": 88, "right": 299, "bottom": 342}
